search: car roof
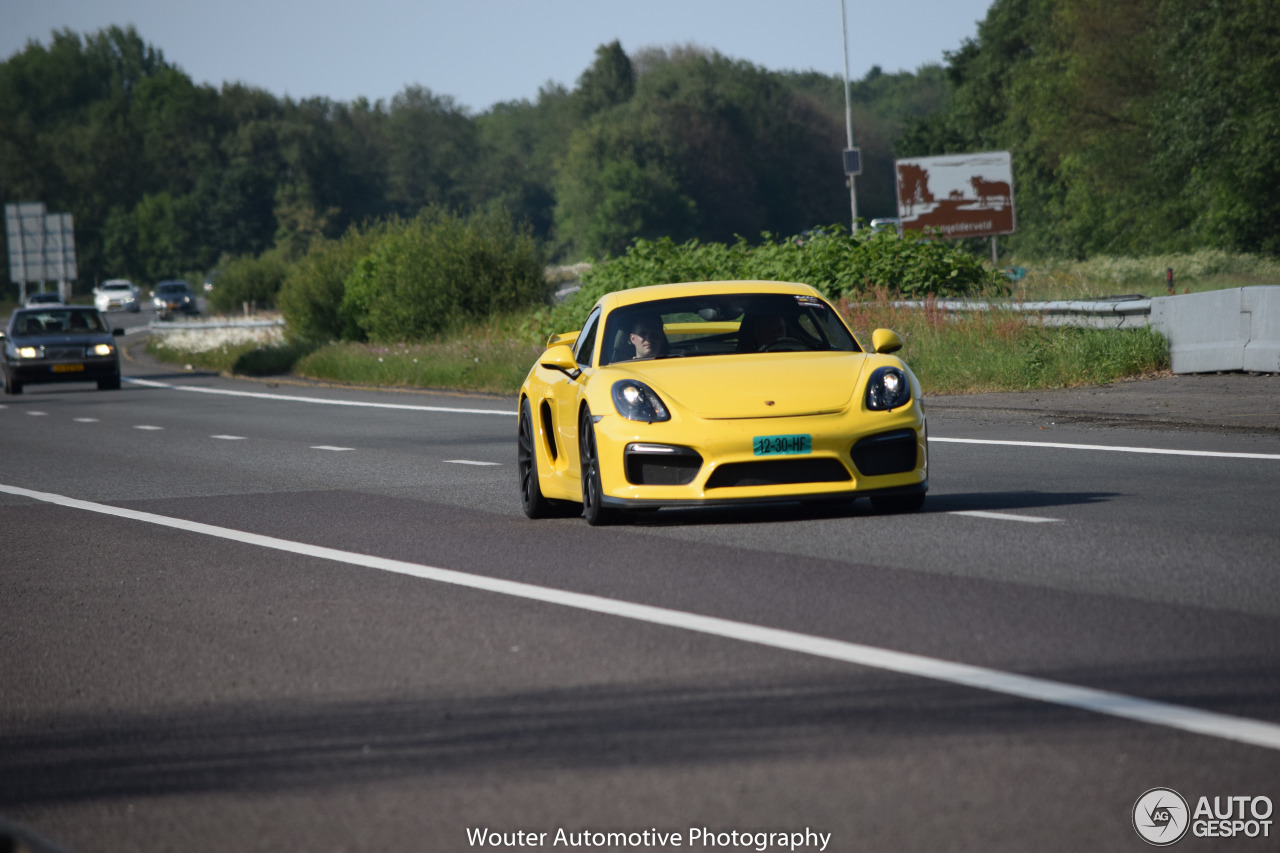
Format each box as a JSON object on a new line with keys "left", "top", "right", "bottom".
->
{"left": 596, "top": 280, "right": 823, "bottom": 313}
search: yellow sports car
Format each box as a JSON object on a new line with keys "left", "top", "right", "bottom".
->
{"left": 517, "top": 280, "right": 928, "bottom": 524}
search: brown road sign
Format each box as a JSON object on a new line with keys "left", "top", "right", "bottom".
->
{"left": 895, "top": 151, "right": 1015, "bottom": 239}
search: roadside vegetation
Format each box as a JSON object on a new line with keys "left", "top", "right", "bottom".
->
{"left": 8, "top": 4, "right": 1276, "bottom": 395}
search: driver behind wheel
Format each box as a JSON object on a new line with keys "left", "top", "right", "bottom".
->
{"left": 628, "top": 314, "right": 671, "bottom": 359}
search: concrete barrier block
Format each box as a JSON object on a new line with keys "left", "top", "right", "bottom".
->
{"left": 1243, "top": 286, "right": 1280, "bottom": 373}
{"left": 1152, "top": 289, "right": 1248, "bottom": 373}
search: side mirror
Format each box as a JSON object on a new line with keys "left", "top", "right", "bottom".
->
{"left": 871, "top": 328, "right": 903, "bottom": 354}
{"left": 540, "top": 343, "right": 580, "bottom": 377}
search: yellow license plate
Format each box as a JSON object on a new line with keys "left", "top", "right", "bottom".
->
{"left": 52, "top": 364, "right": 84, "bottom": 373}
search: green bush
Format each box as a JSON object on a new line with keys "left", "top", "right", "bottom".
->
{"left": 339, "top": 206, "right": 548, "bottom": 343}
{"left": 277, "top": 221, "right": 391, "bottom": 344}
{"left": 533, "top": 226, "right": 1005, "bottom": 338}
{"left": 207, "top": 249, "right": 290, "bottom": 314}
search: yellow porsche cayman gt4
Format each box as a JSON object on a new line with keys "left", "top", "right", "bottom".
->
{"left": 517, "top": 281, "right": 928, "bottom": 525}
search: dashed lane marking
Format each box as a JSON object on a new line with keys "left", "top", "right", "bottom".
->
{"left": 950, "top": 510, "right": 1060, "bottom": 523}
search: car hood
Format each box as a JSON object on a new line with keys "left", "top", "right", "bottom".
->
{"left": 10, "top": 332, "right": 114, "bottom": 347}
{"left": 620, "top": 351, "right": 870, "bottom": 419}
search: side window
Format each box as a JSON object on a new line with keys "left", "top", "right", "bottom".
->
{"left": 574, "top": 309, "right": 601, "bottom": 367}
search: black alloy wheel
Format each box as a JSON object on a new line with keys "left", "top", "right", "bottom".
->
{"left": 579, "top": 407, "right": 616, "bottom": 526}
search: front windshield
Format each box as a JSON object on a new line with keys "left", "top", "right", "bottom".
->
{"left": 157, "top": 283, "right": 190, "bottom": 295}
{"left": 599, "top": 293, "right": 860, "bottom": 366}
{"left": 15, "top": 309, "right": 107, "bottom": 335}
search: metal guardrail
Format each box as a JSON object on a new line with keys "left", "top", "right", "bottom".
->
{"left": 890, "top": 297, "right": 1153, "bottom": 329}
{"left": 148, "top": 318, "right": 284, "bottom": 332}
{"left": 896, "top": 287, "right": 1280, "bottom": 373}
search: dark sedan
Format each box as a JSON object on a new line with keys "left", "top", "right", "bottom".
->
{"left": 2, "top": 307, "right": 124, "bottom": 394}
{"left": 152, "top": 280, "right": 199, "bottom": 319}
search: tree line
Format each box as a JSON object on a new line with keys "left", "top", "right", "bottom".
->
{"left": 900, "top": 0, "right": 1280, "bottom": 258}
{"left": 0, "top": 26, "right": 940, "bottom": 295}
{"left": 4, "top": 3, "right": 1274, "bottom": 301}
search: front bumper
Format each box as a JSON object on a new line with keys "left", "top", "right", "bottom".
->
{"left": 6, "top": 357, "right": 120, "bottom": 385}
{"left": 98, "top": 299, "right": 139, "bottom": 312}
{"left": 593, "top": 406, "right": 928, "bottom": 508}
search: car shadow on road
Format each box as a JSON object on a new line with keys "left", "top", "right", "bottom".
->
{"left": 920, "top": 490, "right": 1118, "bottom": 513}
{"left": 624, "top": 490, "right": 1117, "bottom": 527}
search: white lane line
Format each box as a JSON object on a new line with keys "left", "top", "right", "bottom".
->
{"left": 74, "top": 418, "right": 99, "bottom": 423}
{"left": 4, "top": 480, "right": 1280, "bottom": 753}
{"left": 133, "top": 425, "right": 163, "bottom": 431}
{"left": 446, "top": 459, "right": 502, "bottom": 466}
{"left": 932, "top": 436, "right": 1280, "bottom": 461}
{"left": 311, "top": 445, "right": 352, "bottom": 451}
{"left": 950, "top": 510, "right": 1060, "bottom": 523}
{"left": 27, "top": 411, "right": 48, "bottom": 416}
{"left": 122, "top": 377, "right": 1278, "bottom": 459}
{"left": 211, "top": 435, "right": 246, "bottom": 440}
{"left": 125, "top": 377, "right": 514, "bottom": 417}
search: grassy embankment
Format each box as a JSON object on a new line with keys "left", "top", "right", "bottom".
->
{"left": 143, "top": 249, "right": 1280, "bottom": 397}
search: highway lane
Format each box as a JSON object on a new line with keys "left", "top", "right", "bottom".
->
{"left": 2, "top": 359, "right": 1279, "bottom": 852}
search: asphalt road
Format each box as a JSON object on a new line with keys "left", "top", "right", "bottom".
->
{"left": 2, "top": 344, "right": 1279, "bottom": 853}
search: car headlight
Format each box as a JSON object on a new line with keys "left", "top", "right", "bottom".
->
{"left": 92, "top": 344, "right": 115, "bottom": 356}
{"left": 17, "top": 346, "right": 41, "bottom": 359}
{"left": 611, "top": 380, "right": 670, "bottom": 422}
{"left": 866, "top": 366, "right": 911, "bottom": 410}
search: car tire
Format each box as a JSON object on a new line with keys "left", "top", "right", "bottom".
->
{"left": 3, "top": 370, "right": 20, "bottom": 395}
{"left": 518, "top": 397, "right": 573, "bottom": 519}
{"left": 870, "top": 492, "right": 925, "bottom": 514}
{"left": 579, "top": 407, "right": 617, "bottom": 526}
{"left": 98, "top": 375, "right": 121, "bottom": 391}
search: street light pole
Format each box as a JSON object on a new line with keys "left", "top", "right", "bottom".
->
{"left": 840, "top": 0, "right": 859, "bottom": 232}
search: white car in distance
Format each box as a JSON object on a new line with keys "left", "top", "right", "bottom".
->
{"left": 93, "top": 279, "right": 140, "bottom": 313}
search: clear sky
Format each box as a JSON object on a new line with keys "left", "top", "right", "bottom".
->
{"left": 2, "top": 0, "right": 993, "bottom": 112}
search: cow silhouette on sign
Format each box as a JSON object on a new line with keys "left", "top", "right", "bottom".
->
{"left": 970, "top": 176, "right": 1011, "bottom": 208}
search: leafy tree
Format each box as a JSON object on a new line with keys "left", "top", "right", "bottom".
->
{"left": 574, "top": 40, "right": 635, "bottom": 118}
{"left": 383, "top": 85, "right": 479, "bottom": 214}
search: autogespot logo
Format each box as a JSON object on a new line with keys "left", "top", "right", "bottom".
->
{"left": 1134, "top": 788, "right": 1191, "bottom": 846}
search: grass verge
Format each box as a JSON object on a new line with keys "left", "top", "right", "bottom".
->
{"left": 146, "top": 301, "right": 1168, "bottom": 397}
{"left": 840, "top": 293, "right": 1169, "bottom": 395}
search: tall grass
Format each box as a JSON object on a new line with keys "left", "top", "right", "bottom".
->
{"left": 840, "top": 291, "right": 1169, "bottom": 394}
{"left": 1009, "top": 249, "right": 1280, "bottom": 301}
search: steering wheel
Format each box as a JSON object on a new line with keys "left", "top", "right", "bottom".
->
{"left": 758, "top": 337, "right": 806, "bottom": 352}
